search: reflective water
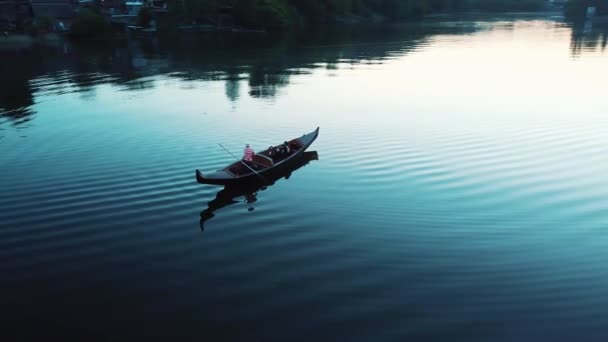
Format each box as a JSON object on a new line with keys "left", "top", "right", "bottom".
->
{"left": 2, "top": 13, "right": 608, "bottom": 341}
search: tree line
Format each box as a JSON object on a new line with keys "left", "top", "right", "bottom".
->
{"left": 167, "top": 0, "right": 547, "bottom": 31}
{"left": 564, "top": 0, "right": 608, "bottom": 19}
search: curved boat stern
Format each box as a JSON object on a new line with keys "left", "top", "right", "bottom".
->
{"left": 196, "top": 169, "right": 237, "bottom": 185}
{"left": 196, "top": 169, "right": 207, "bottom": 184}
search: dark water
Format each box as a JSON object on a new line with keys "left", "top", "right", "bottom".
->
{"left": 3, "top": 13, "right": 608, "bottom": 341}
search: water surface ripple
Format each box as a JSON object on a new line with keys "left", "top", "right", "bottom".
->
{"left": 2, "top": 14, "right": 608, "bottom": 341}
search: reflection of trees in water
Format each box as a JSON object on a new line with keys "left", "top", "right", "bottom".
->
{"left": 225, "top": 76, "right": 241, "bottom": 103}
{"left": 0, "top": 20, "right": 491, "bottom": 126}
{"left": 0, "top": 49, "right": 36, "bottom": 124}
{"left": 0, "top": 76, "right": 34, "bottom": 123}
{"left": 248, "top": 66, "right": 290, "bottom": 98}
{"left": 0, "top": 42, "right": 155, "bottom": 125}
{"left": 154, "top": 26, "right": 443, "bottom": 99}
{"left": 570, "top": 21, "right": 608, "bottom": 58}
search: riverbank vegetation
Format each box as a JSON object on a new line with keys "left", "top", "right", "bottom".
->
{"left": 564, "top": 0, "right": 608, "bottom": 19}
{"left": 61, "top": 0, "right": 548, "bottom": 40}
{"left": 167, "top": 0, "right": 547, "bottom": 31}
{"left": 69, "top": 9, "right": 113, "bottom": 40}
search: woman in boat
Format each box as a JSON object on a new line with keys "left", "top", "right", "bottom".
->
{"left": 243, "top": 144, "right": 255, "bottom": 165}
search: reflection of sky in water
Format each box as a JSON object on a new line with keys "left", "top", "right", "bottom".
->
{"left": 1, "top": 15, "right": 607, "bottom": 130}
{"left": 8, "top": 17, "right": 604, "bottom": 151}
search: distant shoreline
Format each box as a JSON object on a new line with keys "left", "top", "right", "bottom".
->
{"left": 0, "top": 10, "right": 567, "bottom": 49}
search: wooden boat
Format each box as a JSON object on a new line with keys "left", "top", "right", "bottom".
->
{"left": 196, "top": 127, "right": 319, "bottom": 185}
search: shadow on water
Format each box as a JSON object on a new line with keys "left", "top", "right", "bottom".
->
{"left": 3, "top": 14, "right": 578, "bottom": 127}
{"left": 199, "top": 151, "right": 319, "bottom": 232}
{"left": 570, "top": 20, "right": 608, "bottom": 57}
{"left": 0, "top": 21, "right": 489, "bottom": 127}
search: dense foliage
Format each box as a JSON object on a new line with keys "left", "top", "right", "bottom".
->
{"left": 564, "top": 0, "right": 608, "bottom": 19}
{"left": 70, "top": 9, "right": 113, "bottom": 39}
{"left": 138, "top": 6, "right": 154, "bottom": 28}
{"left": 167, "top": 0, "right": 547, "bottom": 30}
{"left": 232, "top": 0, "right": 290, "bottom": 30}
{"left": 23, "top": 16, "right": 53, "bottom": 36}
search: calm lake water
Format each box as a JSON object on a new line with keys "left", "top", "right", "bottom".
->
{"left": 3, "top": 12, "right": 608, "bottom": 341}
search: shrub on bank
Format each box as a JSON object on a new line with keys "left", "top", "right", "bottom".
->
{"left": 22, "top": 16, "right": 53, "bottom": 36}
{"left": 233, "top": 0, "right": 290, "bottom": 31}
{"left": 564, "top": 0, "right": 608, "bottom": 19}
{"left": 138, "top": 6, "right": 153, "bottom": 28}
{"left": 164, "top": 0, "right": 551, "bottom": 32}
{"left": 70, "top": 9, "right": 113, "bottom": 40}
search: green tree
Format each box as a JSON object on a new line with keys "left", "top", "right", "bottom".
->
{"left": 565, "top": 0, "right": 608, "bottom": 19}
{"left": 164, "top": 0, "right": 549, "bottom": 31}
{"left": 233, "top": 0, "right": 290, "bottom": 30}
{"left": 138, "top": 6, "right": 153, "bottom": 27}
{"left": 70, "top": 9, "right": 113, "bottom": 39}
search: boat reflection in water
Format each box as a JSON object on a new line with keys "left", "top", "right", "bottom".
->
{"left": 199, "top": 151, "right": 319, "bottom": 231}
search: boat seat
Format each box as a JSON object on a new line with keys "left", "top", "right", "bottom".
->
{"left": 252, "top": 154, "right": 273, "bottom": 168}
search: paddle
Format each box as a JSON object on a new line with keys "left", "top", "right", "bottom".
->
{"left": 218, "top": 144, "right": 266, "bottom": 181}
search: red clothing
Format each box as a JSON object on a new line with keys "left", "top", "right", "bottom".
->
{"left": 243, "top": 146, "right": 255, "bottom": 162}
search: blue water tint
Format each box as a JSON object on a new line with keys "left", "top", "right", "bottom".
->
{"left": 2, "top": 14, "right": 608, "bottom": 341}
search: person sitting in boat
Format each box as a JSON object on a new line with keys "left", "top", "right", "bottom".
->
{"left": 283, "top": 141, "right": 291, "bottom": 155}
{"left": 243, "top": 144, "right": 255, "bottom": 165}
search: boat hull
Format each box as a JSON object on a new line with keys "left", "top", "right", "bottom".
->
{"left": 196, "top": 127, "right": 319, "bottom": 186}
